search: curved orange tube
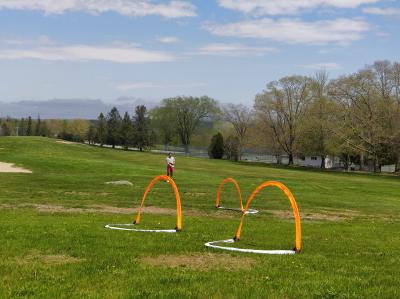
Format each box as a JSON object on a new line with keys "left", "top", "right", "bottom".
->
{"left": 235, "top": 181, "right": 301, "bottom": 252}
{"left": 215, "top": 178, "right": 244, "bottom": 211}
{"left": 134, "top": 175, "right": 182, "bottom": 231}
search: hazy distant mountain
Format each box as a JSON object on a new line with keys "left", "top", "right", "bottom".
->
{"left": 0, "top": 98, "right": 159, "bottom": 119}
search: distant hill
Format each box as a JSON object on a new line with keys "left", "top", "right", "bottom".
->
{"left": 0, "top": 98, "right": 159, "bottom": 119}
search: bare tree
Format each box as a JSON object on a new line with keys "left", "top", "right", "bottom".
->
{"left": 296, "top": 71, "right": 341, "bottom": 168}
{"left": 328, "top": 68, "right": 395, "bottom": 171}
{"left": 223, "top": 103, "right": 252, "bottom": 160}
{"left": 370, "top": 60, "right": 394, "bottom": 100}
{"left": 254, "top": 76, "right": 312, "bottom": 165}
{"left": 392, "top": 62, "right": 400, "bottom": 104}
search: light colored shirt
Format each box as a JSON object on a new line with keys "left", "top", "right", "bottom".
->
{"left": 166, "top": 157, "right": 175, "bottom": 167}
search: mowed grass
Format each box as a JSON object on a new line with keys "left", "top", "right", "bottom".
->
{"left": 0, "top": 137, "right": 399, "bottom": 298}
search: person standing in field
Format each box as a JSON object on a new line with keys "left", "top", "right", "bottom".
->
{"left": 166, "top": 153, "right": 175, "bottom": 178}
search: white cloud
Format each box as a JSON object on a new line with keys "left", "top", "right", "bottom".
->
{"left": 0, "top": 0, "right": 196, "bottom": 18}
{"left": 157, "top": 36, "right": 180, "bottom": 43}
{"left": 204, "top": 18, "right": 369, "bottom": 45}
{"left": 1, "top": 35, "right": 53, "bottom": 46}
{"left": 299, "top": 62, "right": 342, "bottom": 70}
{"left": 0, "top": 45, "right": 176, "bottom": 63}
{"left": 194, "top": 43, "right": 278, "bottom": 56}
{"left": 116, "top": 82, "right": 205, "bottom": 91}
{"left": 362, "top": 7, "right": 400, "bottom": 16}
{"left": 218, "top": 0, "right": 380, "bottom": 16}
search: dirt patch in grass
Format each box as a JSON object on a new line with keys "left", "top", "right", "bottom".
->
{"left": 0, "top": 203, "right": 359, "bottom": 221}
{"left": 0, "top": 203, "right": 177, "bottom": 215}
{"left": 17, "top": 251, "right": 84, "bottom": 265}
{"left": 269, "top": 209, "right": 360, "bottom": 221}
{"left": 0, "top": 203, "right": 234, "bottom": 219}
{"left": 141, "top": 253, "right": 256, "bottom": 271}
{"left": 0, "top": 162, "right": 32, "bottom": 173}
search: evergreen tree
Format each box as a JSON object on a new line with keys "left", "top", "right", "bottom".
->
{"left": 120, "top": 111, "right": 134, "bottom": 150}
{"left": 208, "top": 132, "right": 224, "bottom": 159}
{"left": 26, "top": 116, "right": 33, "bottom": 136}
{"left": 35, "top": 116, "right": 41, "bottom": 136}
{"left": 96, "top": 113, "right": 107, "bottom": 146}
{"left": 133, "top": 105, "right": 149, "bottom": 151}
{"left": 106, "top": 107, "right": 122, "bottom": 148}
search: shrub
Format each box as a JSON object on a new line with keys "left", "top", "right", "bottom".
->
{"left": 208, "top": 132, "right": 224, "bottom": 159}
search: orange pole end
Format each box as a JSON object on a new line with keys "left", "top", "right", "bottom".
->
{"left": 234, "top": 213, "right": 246, "bottom": 240}
{"left": 134, "top": 175, "right": 182, "bottom": 231}
{"left": 238, "top": 181, "right": 301, "bottom": 251}
{"left": 215, "top": 178, "right": 244, "bottom": 211}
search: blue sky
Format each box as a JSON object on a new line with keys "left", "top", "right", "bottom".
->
{"left": 0, "top": 0, "right": 399, "bottom": 106}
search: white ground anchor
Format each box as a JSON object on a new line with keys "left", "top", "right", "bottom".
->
{"left": 217, "top": 206, "right": 259, "bottom": 214}
{"left": 105, "top": 223, "right": 178, "bottom": 233}
{"left": 204, "top": 239, "right": 296, "bottom": 255}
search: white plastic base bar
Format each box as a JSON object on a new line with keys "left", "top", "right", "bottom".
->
{"left": 205, "top": 239, "right": 296, "bottom": 255}
{"left": 105, "top": 223, "right": 177, "bottom": 233}
{"left": 217, "top": 206, "right": 259, "bottom": 214}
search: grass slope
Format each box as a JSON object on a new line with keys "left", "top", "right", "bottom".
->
{"left": 0, "top": 137, "right": 399, "bottom": 298}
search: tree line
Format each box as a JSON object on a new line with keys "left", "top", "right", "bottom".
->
{"left": 207, "top": 60, "right": 400, "bottom": 172}
{"left": 0, "top": 116, "right": 49, "bottom": 137}
{"left": 87, "top": 105, "right": 154, "bottom": 151}
{"left": 1, "top": 59, "right": 399, "bottom": 172}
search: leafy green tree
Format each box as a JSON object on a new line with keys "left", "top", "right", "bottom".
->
{"left": 18, "top": 118, "right": 27, "bottom": 136}
{"left": 149, "top": 129, "right": 157, "bottom": 149}
{"left": 150, "top": 106, "right": 176, "bottom": 148}
{"left": 133, "top": 105, "right": 149, "bottom": 151}
{"left": 96, "top": 113, "right": 107, "bottom": 147}
{"left": 1, "top": 121, "right": 11, "bottom": 136}
{"left": 87, "top": 124, "right": 96, "bottom": 145}
{"left": 106, "top": 107, "right": 122, "bottom": 148}
{"left": 161, "top": 96, "right": 219, "bottom": 153}
{"left": 208, "top": 132, "right": 224, "bottom": 159}
{"left": 40, "top": 121, "right": 49, "bottom": 137}
{"left": 120, "top": 111, "right": 134, "bottom": 150}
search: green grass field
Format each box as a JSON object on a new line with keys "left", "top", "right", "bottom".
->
{"left": 1, "top": 137, "right": 399, "bottom": 298}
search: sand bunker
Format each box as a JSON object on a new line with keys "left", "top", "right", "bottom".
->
{"left": 105, "top": 180, "right": 133, "bottom": 186}
{"left": 56, "top": 140, "right": 77, "bottom": 145}
{"left": 0, "top": 162, "right": 32, "bottom": 173}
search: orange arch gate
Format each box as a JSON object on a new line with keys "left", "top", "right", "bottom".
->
{"left": 235, "top": 181, "right": 301, "bottom": 252}
{"left": 133, "top": 175, "right": 182, "bottom": 231}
